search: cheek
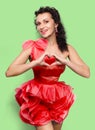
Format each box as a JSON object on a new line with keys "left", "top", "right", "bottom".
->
{"left": 36, "top": 27, "right": 40, "bottom": 32}
{"left": 50, "top": 25, "right": 55, "bottom": 32}
{"left": 50, "top": 23, "right": 56, "bottom": 30}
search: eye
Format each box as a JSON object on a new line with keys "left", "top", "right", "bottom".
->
{"left": 35, "top": 22, "right": 40, "bottom": 26}
{"left": 44, "top": 20, "right": 49, "bottom": 23}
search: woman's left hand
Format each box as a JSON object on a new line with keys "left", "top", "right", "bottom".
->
{"left": 51, "top": 53, "right": 67, "bottom": 66}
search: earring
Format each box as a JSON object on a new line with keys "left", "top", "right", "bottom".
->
{"left": 55, "top": 27, "right": 58, "bottom": 33}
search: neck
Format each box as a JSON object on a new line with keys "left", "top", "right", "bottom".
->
{"left": 45, "top": 35, "right": 57, "bottom": 46}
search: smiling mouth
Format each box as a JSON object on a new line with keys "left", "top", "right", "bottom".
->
{"left": 40, "top": 29, "right": 48, "bottom": 35}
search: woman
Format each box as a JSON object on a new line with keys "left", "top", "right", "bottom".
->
{"left": 6, "top": 6, "right": 90, "bottom": 130}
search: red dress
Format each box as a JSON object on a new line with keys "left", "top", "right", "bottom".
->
{"left": 15, "top": 38, "right": 75, "bottom": 126}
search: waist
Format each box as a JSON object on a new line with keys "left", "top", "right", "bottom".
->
{"left": 34, "top": 76, "right": 59, "bottom": 84}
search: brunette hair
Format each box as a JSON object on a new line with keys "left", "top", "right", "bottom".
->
{"left": 34, "top": 6, "right": 68, "bottom": 52}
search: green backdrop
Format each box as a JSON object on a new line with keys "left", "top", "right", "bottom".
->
{"left": 0, "top": 0, "right": 95, "bottom": 130}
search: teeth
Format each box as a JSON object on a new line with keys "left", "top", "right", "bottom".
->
{"left": 41, "top": 30, "right": 48, "bottom": 33}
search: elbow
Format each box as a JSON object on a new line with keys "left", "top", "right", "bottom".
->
{"left": 5, "top": 71, "right": 17, "bottom": 77}
{"left": 5, "top": 67, "right": 15, "bottom": 77}
{"left": 5, "top": 72, "right": 10, "bottom": 77}
{"left": 84, "top": 73, "right": 90, "bottom": 78}
{"left": 5, "top": 70, "right": 12, "bottom": 77}
{"left": 84, "top": 66, "right": 90, "bottom": 78}
{"left": 5, "top": 66, "right": 21, "bottom": 77}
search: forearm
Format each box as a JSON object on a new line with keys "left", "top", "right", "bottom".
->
{"left": 65, "top": 60, "right": 90, "bottom": 78}
{"left": 5, "top": 60, "right": 37, "bottom": 77}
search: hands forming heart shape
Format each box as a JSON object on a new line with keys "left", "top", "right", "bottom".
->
{"left": 44, "top": 55, "right": 56, "bottom": 65}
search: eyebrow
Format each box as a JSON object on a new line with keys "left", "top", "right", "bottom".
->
{"left": 36, "top": 18, "right": 49, "bottom": 23}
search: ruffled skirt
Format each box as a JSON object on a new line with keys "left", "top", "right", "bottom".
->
{"left": 15, "top": 79, "right": 75, "bottom": 126}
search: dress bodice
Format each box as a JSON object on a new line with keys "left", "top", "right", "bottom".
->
{"left": 23, "top": 38, "right": 66, "bottom": 83}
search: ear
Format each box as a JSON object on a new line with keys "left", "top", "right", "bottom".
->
{"left": 55, "top": 23, "right": 58, "bottom": 28}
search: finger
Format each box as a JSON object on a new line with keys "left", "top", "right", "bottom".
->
{"left": 44, "top": 63, "right": 50, "bottom": 66}
{"left": 41, "top": 62, "right": 50, "bottom": 67}
{"left": 51, "top": 61, "right": 62, "bottom": 66}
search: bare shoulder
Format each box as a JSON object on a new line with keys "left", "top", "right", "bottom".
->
{"left": 67, "top": 44, "right": 85, "bottom": 64}
{"left": 67, "top": 44, "right": 79, "bottom": 56}
{"left": 67, "top": 44, "right": 76, "bottom": 52}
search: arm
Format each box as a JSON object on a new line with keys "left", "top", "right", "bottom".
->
{"left": 52, "top": 44, "right": 90, "bottom": 78}
{"left": 66, "top": 45, "right": 90, "bottom": 78}
{"left": 5, "top": 47, "right": 37, "bottom": 77}
{"left": 5, "top": 46, "right": 49, "bottom": 77}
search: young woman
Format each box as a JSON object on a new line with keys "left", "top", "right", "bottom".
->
{"left": 5, "top": 6, "right": 90, "bottom": 130}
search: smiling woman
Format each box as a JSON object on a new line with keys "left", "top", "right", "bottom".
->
{"left": 5, "top": 6, "right": 90, "bottom": 130}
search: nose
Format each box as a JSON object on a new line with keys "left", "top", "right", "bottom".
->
{"left": 39, "top": 23, "right": 45, "bottom": 30}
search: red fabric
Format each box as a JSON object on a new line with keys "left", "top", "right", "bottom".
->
{"left": 44, "top": 55, "right": 56, "bottom": 65}
{"left": 15, "top": 38, "right": 75, "bottom": 126}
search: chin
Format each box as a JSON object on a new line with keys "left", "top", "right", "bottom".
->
{"left": 41, "top": 35, "right": 49, "bottom": 39}
{"left": 41, "top": 34, "right": 52, "bottom": 39}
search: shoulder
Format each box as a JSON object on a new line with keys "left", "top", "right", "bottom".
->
{"left": 67, "top": 44, "right": 78, "bottom": 55}
{"left": 67, "top": 44, "right": 75, "bottom": 51}
{"left": 22, "top": 40, "right": 35, "bottom": 50}
{"left": 67, "top": 44, "right": 81, "bottom": 61}
{"left": 22, "top": 38, "right": 47, "bottom": 50}
{"left": 67, "top": 44, "right": 80, "bottom": 58}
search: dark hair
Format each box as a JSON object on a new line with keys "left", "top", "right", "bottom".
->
{"left": 34, "top": 6, "right": 68, "bottom": 52}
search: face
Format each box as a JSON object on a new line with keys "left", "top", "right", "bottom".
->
{"left": 35, "top": 12, "right": 58, "bottom": 38}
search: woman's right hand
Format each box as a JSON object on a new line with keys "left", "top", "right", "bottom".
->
{"left": 34, "top": 52, "right": 50, "bottom": 67}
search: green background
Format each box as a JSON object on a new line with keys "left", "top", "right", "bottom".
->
{"left": 0, "top": 0, "right": 95, "bottom": 130}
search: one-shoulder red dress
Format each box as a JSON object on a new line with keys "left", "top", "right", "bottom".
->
{"left": 15, "top": 38, "right": 75, "bottom": 126}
